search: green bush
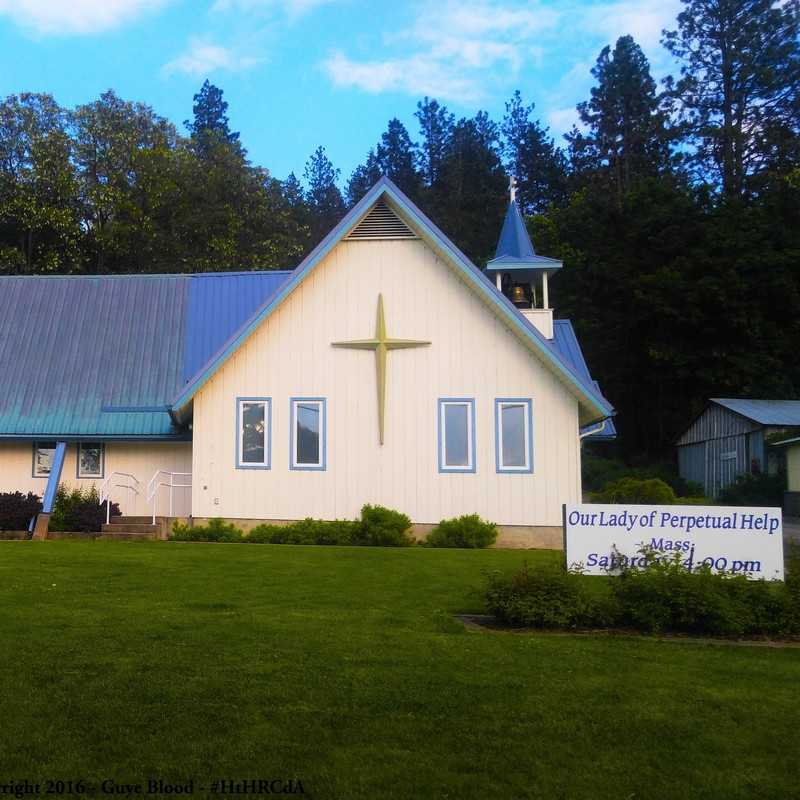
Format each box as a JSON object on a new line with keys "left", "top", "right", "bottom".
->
{"left": 485, "top": 562, "right": 616, "bottom": 629}
{"left": 582, "top": 453, "right": 703, "bottom": 496}
{"left": 0, "top": 491, "right": 41, "bottom": 531}
{"left": 424, "top": 514, "right": 497, "bottom": 548}
{"left": 247, "top": 518, "right": 358, "bottom": 545}
{"left": 355, "top": 504, "right": 413, "bottom": 546}
{"left": 484, "top": 550, "right": 800, "bottom": 638}
{"left": 171, "top": 518, "right": 243, "bottom": 542}
{"left": 49, "top": 485, "right": 120, "bottom": 532}
{"left": 591, "top": 477, "right": 677, "bottom": 504}
{"left": 718, "top": 472, "right": 785, "bottom": 507}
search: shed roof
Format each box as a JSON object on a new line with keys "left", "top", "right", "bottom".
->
{"left": 711, "top": 398, "right": 800, "bottom": 427}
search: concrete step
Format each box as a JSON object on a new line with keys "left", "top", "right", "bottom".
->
{"left": 109, "top": 516, "right": 154, "bottom": 526}
{"left": 98, "top": 530, "right": 157, "bottom": 541}
{"left": 102, "top": 522, "right": 158, "bottom": 534}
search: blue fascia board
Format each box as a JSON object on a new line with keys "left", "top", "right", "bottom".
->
{"left": 172, "top": 176, "right": 614, "bottom": 424}
{"left": 486, "top": 256, "right": 562, "bottom": 271}
{"left": 0, "top": 433, "right": 192, "bottom": 442}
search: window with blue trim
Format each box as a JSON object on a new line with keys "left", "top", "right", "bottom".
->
{"left": 77, "top": 442, "right": 104, "bottom": 478}
{"left": 237, "top": 398, "right": 271, "bottom": 468}
{"left": 495, "top": 399, "right": 533, "bottom": 473}
{"left": 438, "top": 399, "right": 475, "bottom": 472}
{"left": 290, "top": 398, "right": 326, "bottom": 470}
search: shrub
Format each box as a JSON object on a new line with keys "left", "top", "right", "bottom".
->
{"left": 49, "top": 485, "right": 120, "bottom": 532}
{"left": 718, "top": 472, "right": 785, "bottom": 507}
{"left": 247, "top": 518, "right": 358, "bottom": 545}
{"left": 171, "top": 518, "right": 243, "bottom": 542}
{"left": 355, "top": 504, "right": 413, "bottom": 546}
{"left": 591, "top": 477, "right": 677, "bottom": 505}
{"left": 0, "top": 491, "right": 42, "bottom": 531}
{"left": 582, "top": 452, "right": 702, "bottom": 496}
{"left": 424, "top": 514, "right": 497, "bottom": 548}
{"left": 485, "top": 562, "right": 616, "bottom": 629}
{"left": 484, "top": 550, "right": 800, "bottom": 638}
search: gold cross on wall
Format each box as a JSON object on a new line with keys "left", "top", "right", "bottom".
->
{"left": 332, "top": 294, "right": 430, "bottom": 445}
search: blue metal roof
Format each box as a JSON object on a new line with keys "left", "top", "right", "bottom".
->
{"left": 711, "top": 398, "right": 800, "bottom": 427}
{"left": 0, "top": 271, "right": 290, "bottom": 438}
{"left": 551, "top": 320, "right": 616, "bottom": 439}
{"left": 486, "top": 200, "right": 562, "bottom": 273}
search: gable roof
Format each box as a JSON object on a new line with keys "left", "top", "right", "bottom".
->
{"left": 172, "top": 177, "right": 613, "bottom": 426}
{"left": 711, "top": 398, "right": 800, "bottom": 427}
{"left": 0, "top": 270, "right": 290, "bottom": 438}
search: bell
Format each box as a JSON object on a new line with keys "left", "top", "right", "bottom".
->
{"left": 510, "top": 284, "right": 528, "bottom": 308}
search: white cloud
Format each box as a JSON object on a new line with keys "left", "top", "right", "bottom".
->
{"left": 323, "top": 0, "right": 558, "bottom": 102}
{"left": 211, "top": 0, "right": 336, "bottom": 20}
{"left": 0, "top": 0, "right": 168, "bottom": 35}
{"left": 162, "top": 37, "right": 262, "bottom": 77}
{"left": 580, "top": 0, "right": 682, "bottom": 54}
{"left": 547, "top": 106, "right": 580, "bottom": 136}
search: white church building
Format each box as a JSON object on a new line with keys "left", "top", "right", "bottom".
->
{"left": 0, "top": 177, "right": 614, "bottom": 546}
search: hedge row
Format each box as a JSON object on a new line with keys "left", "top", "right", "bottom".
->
{"left": 171, "top": 508, "right": 498, "bottom": 548}
{"left": 485, "top": 549, "right": 800, "bottom": 638}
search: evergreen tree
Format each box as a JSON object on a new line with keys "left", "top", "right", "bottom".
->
{"left": 501, "top": 91, "right": 567, "bottom": 213}
{"left": 376, "top": 118, "right": 421, "bottom": 199}
{"left": 663, "top": 0, "right": 800, "bottom": 196}
{"left": 415, "top": 97, "right": 454, "bottom": 187}
{"left": 568, "top": 37, "right": 672, "bottom": 202}
{"left": 303, "top": 146, "right": 345, "bottom": 247}
{"left": 346, "top": 149, "right": 382, "bottom": 206}
{"left": 185, "top": 79, "right": 241, "bottom": 156}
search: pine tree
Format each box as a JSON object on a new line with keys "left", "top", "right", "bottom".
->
{"left": 569, "top": 36, "right": 672, "bottom": 203}
{"left": 501, "top": 91, "right": 567, "bottom": 213}
{"left": 376, "top": 118, "right": 421, "bottom": 199}
{"left": 415, "top": 97, "right": 454, "bottom": 187}
{"left": 663, "top": 0, "right": 800, "bottom": 196}
{"left": 185, "top": 80, "right": 241, "bottom": 156}
{"left": 303, "top": 146, "right": 345, "bottom": 247}
{"left": 346, "top": 149, "right": 382, "bottom": 206}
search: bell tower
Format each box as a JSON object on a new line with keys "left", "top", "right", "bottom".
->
{"left": 485, "top": 177, "right": 561, "bottom": 339}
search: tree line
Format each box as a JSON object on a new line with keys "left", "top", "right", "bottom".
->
{"left": 1, "top": 0, "right": 798, "bottom": 458}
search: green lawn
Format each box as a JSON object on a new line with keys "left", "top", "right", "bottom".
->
{"left": 1, "top": 542, "right": 799, "bottom": 799}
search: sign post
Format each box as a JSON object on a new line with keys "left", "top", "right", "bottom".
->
{"left": 564, "top": 504, "right": 784, "bottom": 580}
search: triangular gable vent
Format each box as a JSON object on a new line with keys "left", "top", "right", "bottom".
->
{"left": 345, "top": 198, "right": 418, "bottom": 240}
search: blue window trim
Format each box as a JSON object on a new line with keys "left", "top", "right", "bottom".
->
{"left": 235, "top": 397, "right": 272, "bottom": 470}
{"left": 31, "top": 441, "right": 57, "bottom": 478}
{"left": 289, "top": 397, "right": 327, "bottom": 471}
{"left": 437, "top": 398, "right": 476, "bottom": 474}
{"left": 76, "top": 441, "right": 105, "bottom": 479}
{"left": 495, "top": 398, "right": 534, "bottom": 474}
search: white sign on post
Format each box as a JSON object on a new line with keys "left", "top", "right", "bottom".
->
{"left": 564, "top": 504, "right": 784, "bottom": 581}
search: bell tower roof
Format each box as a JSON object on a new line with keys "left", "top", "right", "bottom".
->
{"left": 486, "top": 177, "right": 562, "bottom": 278}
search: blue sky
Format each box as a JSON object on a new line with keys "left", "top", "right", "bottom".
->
{"left": 0, "top": 0, "right": 682, "bottom": 183}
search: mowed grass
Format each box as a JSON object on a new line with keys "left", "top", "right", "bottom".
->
{"left": 1, "top": 542, "right": 799, "bottom": 800}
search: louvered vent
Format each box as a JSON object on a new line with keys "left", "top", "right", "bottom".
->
{"left": 345, "top": 199, "right": 417, "bottom": 240}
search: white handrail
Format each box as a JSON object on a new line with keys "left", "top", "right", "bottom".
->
{"left": 147, "top": 470, "right": 192, "bottom": 524}
{"left": 99, "top": 471, "right": 141, "bottom": 524}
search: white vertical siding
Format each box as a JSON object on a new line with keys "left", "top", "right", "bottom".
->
{"left": 191, "top": 237, "right": 581, "bottom": 527}
{"left": 0, "top": 441, "right": 192, "bottom": 517}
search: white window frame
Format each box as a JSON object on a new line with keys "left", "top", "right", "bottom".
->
{"left": 236, "top": 397, "right": 271, "bottom": 469}
{"left": 77, "top": 442, "right": 105, "bottom": 479}
{"left": 290, "top": 398, "right": 326, "bottom": 471}
{"left": 438, "top": 398, "right": 476, "bottom": 473}
{"left": 495, "top": 399, "right": 533, "bottom": 474}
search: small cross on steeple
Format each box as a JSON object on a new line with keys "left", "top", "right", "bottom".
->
{"left": 508, "top": 175, "right": 517, "bottom": 204}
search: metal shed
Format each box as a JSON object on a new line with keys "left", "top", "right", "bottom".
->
{"left": 676, "top": 399, "right": 800, "bottom": 498}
